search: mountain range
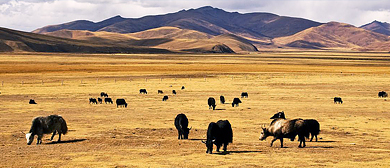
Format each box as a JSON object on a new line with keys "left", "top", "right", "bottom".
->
{"left": 1, "top": 6, "right": 390, "bottom": 53}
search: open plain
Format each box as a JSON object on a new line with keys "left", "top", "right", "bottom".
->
{"left": 0, "top": 51, "right": 390, "bottom": 167}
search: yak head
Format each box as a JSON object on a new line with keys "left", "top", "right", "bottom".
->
{"left": 202, "top": 139, "right": 215, "bottom": 154}
{"left": 25, "top": 132, "right": 34, "bottom": 145}
{"left": 183, "top": 126, "right": 192, "bottom": 139}
{"left": 259, "top": 126, "right": 270, "bottom": 141}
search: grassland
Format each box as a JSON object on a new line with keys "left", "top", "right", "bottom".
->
{"left": 0, "top": 51, "right": 390, "bottom": 167}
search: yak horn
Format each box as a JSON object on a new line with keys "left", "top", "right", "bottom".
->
{"left": 21, "top": 131, "right": 25, "bottom": 134}
{"left": 201, "top": 140, "right": 206, "bottom": 144}
{"left": 189, "top": 126, "right": 192, "bottom": 130}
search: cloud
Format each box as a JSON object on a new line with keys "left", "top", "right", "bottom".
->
{"left": 0, "top": 0, "right": 389, "bottom": 32}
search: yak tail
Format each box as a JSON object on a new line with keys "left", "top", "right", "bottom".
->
{"left": 60, "top": 117, "right": 68, "bottom": 135}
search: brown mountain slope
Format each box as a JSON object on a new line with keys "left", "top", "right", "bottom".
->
{"left": 360, "top": 20, "right": 390, "bottom": 36}
{"left": 0, "top": 27, "right": 170, "bottom": 53}
{"left": 274, "top": 22, "right": 390, "bottom": 50}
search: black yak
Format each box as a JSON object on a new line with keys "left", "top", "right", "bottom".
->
{"left": 104, "top": 98, "right": 113, "bottom": 104}
{"left": 97, "top": 98, "right": 102, "bottom": 104}
{"left": 29, "top": 99, "right": 37, "bottom": 104}
{"left": 100, "top": 92, "right": 108, "bottom": 97}
{"left": 158, "top": 90, "right": 164, "bottom": 94}
{"left": 208, "top": 97, "right": 216, "bottom": 110}
{"left": 202, "top": 120, "right": 233, "bottom": 154}
{"left": 181, "top": 86, "right": 185, "bottom": 90}
{"left": 162, "top": 95, "right": 169, "bottom": 101}
{"left": 270, "top": 111, "right": 286, "bottom": 120}
{"left": 172, "top": 90, "right": 177, "bottom": 95}
{"left": 259, "top": 118, "right": 309, "bottom": 148}
{"left": 232, "top": 98, "right": 241, "bottom": 107}
{"left": 116, "top": 99, "right": 127, "bottom": 108}
{"left": 334, "top": 97, "right": 343, "bottom": 104}
{"left": 174, "top": 113, "right": 191, "bottom": 139}
{"left": 24, "top": 115, "right": 68, "bottom": 145}
{"left": 241, "top": 92, "right": 248, "bottom": 98}
{"left": 304, "top": 119, "right": 320, "bottom": 142}
{"left": 378, "top": 91, "right": 388, "bottom": 98}
{"left": 139, "top": 89, "right": 147, "bottom": 94}
{"left": 89, "top": 98, "right": 97, "bottom": 104}
{"left": 220, "top": 95, "right": 225, "bottom": 104}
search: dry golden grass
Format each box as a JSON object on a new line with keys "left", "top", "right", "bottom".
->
{"left": 0, "top": 51, "right": 390, "bottom": 167}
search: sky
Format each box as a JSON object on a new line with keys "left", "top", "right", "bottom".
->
{"left": 1, "top": 0, "right": 390, "bottom": 32}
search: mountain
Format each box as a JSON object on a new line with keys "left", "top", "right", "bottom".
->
{"left": 274, "top": 22, "right": 390, "bottom": 51}
{"left": 0, "top": 27, "right": 170, "bottom": 53}
{"left": 360, "top": 20, "right": 390, "bottom": 36}
{"left": 33, "top": 6, "right": 322, "bottom": 40}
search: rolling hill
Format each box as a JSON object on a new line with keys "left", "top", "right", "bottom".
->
{"left": 274, "top": 22, "right": 390, "bottom": 51}
{"left": 360, "top": 20, "right": 390, "bottom": 36}
{"left": 0, "top": 27, "right": 170, "bottom": 53}
{"left": 33, "top": 6, "right": 322, "bottom": 40}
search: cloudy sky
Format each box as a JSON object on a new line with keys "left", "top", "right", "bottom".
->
{"left": 1, "top": 0, "right": 390, "bottom": 32}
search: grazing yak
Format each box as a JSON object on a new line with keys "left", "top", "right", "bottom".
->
{"left": 304, "top": 119, "right": 320, "bottom": 142}
{"left": 259, "top": 118, "right": 309, "bottom": 148}
{"left": 139, "top": 89, "right": 148, "bottom": 94}
{"left": 29, "top": 99, "right": 37, "bottom": 104}
{"left": 162, "top": 95, "right": 169, "bottom": 101}
{"left": 158, "top": 90, "right": 164, "bottom": 94}
{"left": 100, "top": 92, "right": 108, "bottom": 97}
{"left": 378, "top": 91, "right": 388, "bottom": 98}
{"left": 241, "top": 92, "right": 248, "bottom": 98}
{"left": 181, "top": 86, "right": 185, "bottom": 90}
{"left": 208, "top": 97, "right": 216, "bottom": 110}
{"left": 232, "top": 98, "right": 242, "bottom": 107}
{"left": 172, "top": 90, "right": 177, "bottom": 95}
{"left": 202, "top": 120, "right": 233, "bottom": 154}
{"left": 269, "top": 111, "right": 320, "bottom": 142}
{"left": 334, "top": 97, "right": 343, "bottom": 104}
{"left": 104, "top": 98, "right": 113, "bottom": 104}
{"left": 24, "top": 115, "right": 68, "bottom": 145}
{"left": 174, "top": 113, "right": 191, "bottom": 139}
{"left": 116, "top": 99, "right": 127, "bottom": 108}
{"left": 89, "top": 98, "right": 98, "bottom": 104}
{"left": 220, "top": 95, "right": 225, "bottom": 104}
{"left": 97, "top": 98, "right": 102, "bottom": 104}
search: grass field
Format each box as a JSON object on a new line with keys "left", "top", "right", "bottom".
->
{"left": 0, "top": 51, "right": 390, "bottom": 167}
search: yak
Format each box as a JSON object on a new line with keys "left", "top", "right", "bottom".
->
{"left": 259, "top": 118, "right": 309, "bottom": 148}
{"left": 334, "top": 97, "right": 343, "bottom": 104}
{"left": 24, "top": 115, "right": 68, "bottom": 145}
{"left": 208, "top": 97, "right": 216, "bottom": 110}
{"left": 100, "top": 92, "right": 108, "bottom": 97}
{"left": 97, "top": 98, "right": 102, "bottom": 104}
{"left": 104, "top": 98, "right": 113, "bottom": 104}
{"left": 89, "top": 98, "right": 97, "bottom": 104}
{"left": 158, "top": 90, "right": 164, "bottom": 94}
{"left": 241, "top": 92, "right": 248, "bottom": 98}
{"left": 232, "top": 98, "right": 242, "bottom": 107}
{"left": 202, "top": 120, "right": 233, "bottom": 154}
{"left": 378, "top": 91, "right": 388, "bottom": 98}
{"left": 29, "top": 99, "right": 37, "bottom": 104}
{"left": 181, "top": 86, "right": 185, "bottom": 90}
{"left": 139, "top": 89, "right": 148, "bottom": 94}
{"left": 220, "top": 95, "right": 225, "bottom": 104}
{"left": 174, "top": 113, "right": 191, "bottom": 139}
{"left": 162, "top": 95, "right": 169, "bottom": 101}
{"left": 116, "top": 99, "right": 127, "bottom": 108}
{"left": 172, "top": 90, "right": 177, "bottom": 95}
{"left": 270, "top": 111, "right": 286, "bottom": 120}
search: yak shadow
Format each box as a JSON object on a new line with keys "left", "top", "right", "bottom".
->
{"left": 45, "top": 138, "right": 87, "bottom": 145}
{"left": 313, "top": 140, "right": 337, "bottom": 143}
{"left": 214, "top": 150, "right": 263, "bottom": 155}
{"left": 188, "top": 138, "right": 206, "bottom": 141}
{"left": 305, "top": 146, "right": 334, "bottom": 149}
{"left": 215, "top": 109, "right": 226, "bottom": 111}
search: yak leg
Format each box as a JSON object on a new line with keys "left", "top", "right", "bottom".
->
{"left": 223, "top": 143, "right": 228, "bottom": 152}
{"left": 315, "top": 135, "right": 318, "bottom": 142}
{"left": 310, "top": 134, "right": 314, "bottom": 142}
{"left": 216, "top": 145, "right": 221, "bottom": 152}
{"left": 37, "top": 135, "right": 43, "bottom": 145}
{"left": 58, "top": 133, "right": 62, "bottom": 142}
{"left": 299, "top": 136, "right": 306, "bottom": 148}
{"left": 270, "top": 138, "right": 278, "bottom": 147}
{"left": 50, "top": 130, "right": 57, "bottom": 141}
{"left": 279, "top": 138, "right": 284, "bottom": 148}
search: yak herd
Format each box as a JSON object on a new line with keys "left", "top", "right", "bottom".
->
{"left": 24, "top": 88, "right": 388, "bottom": 154}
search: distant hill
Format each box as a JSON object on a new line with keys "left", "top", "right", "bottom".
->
{"left": 0, "top": 27, "right": 170, "bottom": 53}
{"left": 274, "top": 22, "right": 390, "bottom": 51}
{"left": 360, "top": 20, "right": 390, "bottom": 36}
{"left": 33, "top": 6, "right": 322, "bottom": 40}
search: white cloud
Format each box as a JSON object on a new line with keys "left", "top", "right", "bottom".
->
{"left": 0, "top": 0, "right": 389, "bottom": 32}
